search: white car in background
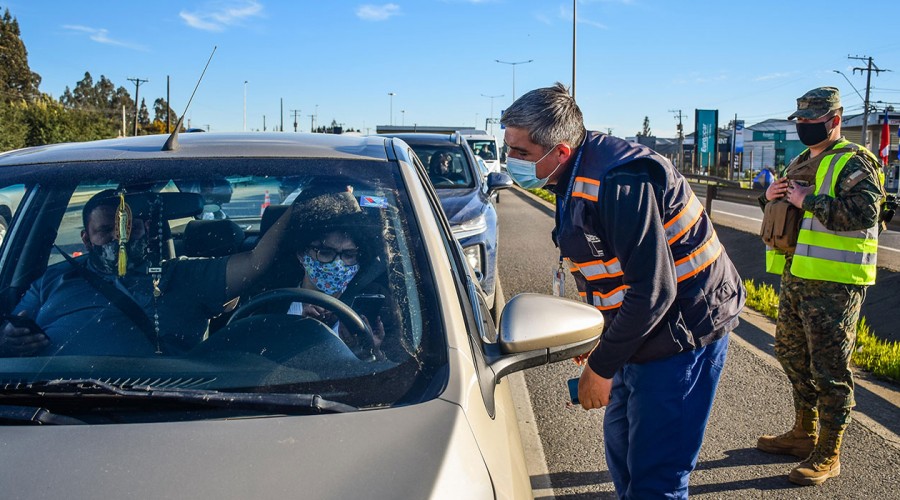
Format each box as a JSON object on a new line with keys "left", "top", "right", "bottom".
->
{"left": 463, "top": 131, "right": 502, "bottom": 175}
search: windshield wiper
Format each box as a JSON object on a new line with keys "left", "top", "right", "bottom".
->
{"left": 0, "top": 404, "right": 87, "bottom": 425}
{"left": 2, "top": 379, "right": 358, "bottom": 414}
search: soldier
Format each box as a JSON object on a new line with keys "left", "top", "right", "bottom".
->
{"left": 757, "top": 87, "right": 884, "bottom": 485}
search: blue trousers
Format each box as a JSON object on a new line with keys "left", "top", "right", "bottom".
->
{"left": 603, "top": 334, "right": 729, "bottom": 499}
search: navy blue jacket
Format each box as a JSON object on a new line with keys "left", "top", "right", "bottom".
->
{"left": 552, "top": 132, "right": 745, "bottom": 378}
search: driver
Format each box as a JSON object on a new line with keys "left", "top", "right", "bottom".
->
{"left": 428, "top": 152, "right": 463, "bottom": 184}
{"left": 0, "top": 188, "right": 296, "bottom": 357}
{"left": 289, "top": 226, "right": 386, "bottom": 361}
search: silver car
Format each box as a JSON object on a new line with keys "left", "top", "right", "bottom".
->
{"left": 0, "top": 132, "right": 603, "bottom": 499}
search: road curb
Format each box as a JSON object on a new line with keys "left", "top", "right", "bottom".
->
{"left": 508, "top": 372, "right": 555, "bottom": 499}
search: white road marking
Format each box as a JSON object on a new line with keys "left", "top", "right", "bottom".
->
{"left": 714, "top": 210, "right": 900, "bottom": 254}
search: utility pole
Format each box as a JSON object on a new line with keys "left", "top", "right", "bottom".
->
{"left": 290, "top": 109, "right": 301, "bottom": 132}
{"left": 571, "top": 0, "right": 576, "bottom": 99}
{"left": 166, "top": 76, "right": 171, "bottom": 134}
{"left": 669, "top": 109, "right": 685, "bottom": 171}
{"left": 127, "top": 77, "right": 148, "bottom": 137}
{"left": 849, "top": 55, "right": 891, "bottom": 148}
{"left": 263, "top": 115, "right": 266, "bottom": 132}
{"left": 308, "top": 114, "right": 315, "bottom": 133}
{"left": 730, "top": 113, "right": 738, "bottom": 181}
{"left": 280, "top": 98, "right": 284, "bottom": 132}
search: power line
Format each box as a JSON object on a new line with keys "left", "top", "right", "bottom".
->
{"left": 290, "top": 109, "right": 301, "bottom": 132}
{"left": 127, "top": 77, "right": 148, "bottom": 137}
{"left": 849, "top": 55, "right": 891, "bottom": 148}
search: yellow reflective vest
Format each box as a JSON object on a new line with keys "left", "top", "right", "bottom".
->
{"left": 766, "top": 140, "right": 881, "bottom": 284}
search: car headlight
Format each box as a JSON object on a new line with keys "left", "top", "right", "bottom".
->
{"left": 451, "top": 214, "right": 487, "bottom": 239}
{"left": 462, "top": 244, "right": 483, "bottom": 275}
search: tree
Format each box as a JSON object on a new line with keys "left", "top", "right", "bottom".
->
{"left": 0, "top": 8, "right": 41, "bottom": 102}
{"left": 137, "top": 98, "right": 150, "bottom": 133}
{"left": 153, "top": 97, "right": 177, "bottom": 131}
{"left": 637, "top": 116, "right": 652, "bottom": 137}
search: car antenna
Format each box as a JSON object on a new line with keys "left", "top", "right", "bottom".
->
{"left": 162, "top": 45, "right": 217, "bottom": 152}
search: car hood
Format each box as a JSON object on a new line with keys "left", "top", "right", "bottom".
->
{"left": 0, "top": 398, "right": 494, "bottom": 499}
{"left": 436, "top": 188, "right": 485, "bottom": 226}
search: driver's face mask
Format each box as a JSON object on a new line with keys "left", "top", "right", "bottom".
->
{"left": 302, "top": 254, "right": 359, "bottom": 296}
{"left": 89, "top": 238, "right": 148, "bottom": 275}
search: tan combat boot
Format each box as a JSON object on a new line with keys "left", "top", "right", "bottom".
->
{"left": 788, "top": 425, "right": 843, "bottom": 486}
{"left": 757, "top": 408, "right": 818, "bottom": 458}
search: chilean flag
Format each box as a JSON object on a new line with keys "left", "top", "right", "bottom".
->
{"left": 879, "top": 109, "right": 891, "bottom": 165}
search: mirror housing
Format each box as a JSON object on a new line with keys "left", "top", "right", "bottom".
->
{"left": 485, "top": 172, "right": 513, "bottom": 196}
{"left": 478, "top": 293, "right": 603, "bottom": 416}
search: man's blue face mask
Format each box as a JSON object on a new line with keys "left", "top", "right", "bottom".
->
{"left": 506, "top": 145, "right": 560, "bottom": 190}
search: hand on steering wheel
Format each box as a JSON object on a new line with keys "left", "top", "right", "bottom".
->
{"left": 227, "top": 288, "right": 374, "bottom": 355}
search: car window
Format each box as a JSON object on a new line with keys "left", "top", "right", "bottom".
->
{"left": 0, "top": 158, "right": 446, "bottom": 417}
{"left": 409, "top": 144, "right": 476, "bottom": 189}
{"left": 466, "top": 140, "right": 497, "bottom": 162}
{"left": 0, "top": 184, "right": 26, "bottom": 248}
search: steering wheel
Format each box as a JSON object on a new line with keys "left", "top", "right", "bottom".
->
{"left": 226, "top": 288, "right": 373, "bottom": 352}
{"left": 431, "top": 176, "right": 454, "bottom": 185}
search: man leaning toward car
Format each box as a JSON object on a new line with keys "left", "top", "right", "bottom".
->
{"left": 501, "top": 82, "right": 745, "bottom": 499}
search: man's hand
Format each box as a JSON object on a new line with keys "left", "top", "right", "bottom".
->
{"left": 786, "top": 180, "right": 814, "bottom": 209}
{"left": 765, "top": 177, "right": 789, "bottom": 201}
{"left": 578, "top": 364, "right": 612, "bottom": 410}
{"left": 0, "top": 312, "right": 50, "bottom": 356}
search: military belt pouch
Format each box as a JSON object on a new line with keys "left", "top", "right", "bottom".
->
{"left": 761, "top": 199, "right": 802, "bottom": 252}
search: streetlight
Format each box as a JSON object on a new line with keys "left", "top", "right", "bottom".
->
{"left": 481, "top": 93, "right": 504, "bottom": 134}
{"left": 401, "top": 110, "right": 405, "bottom": 126}
{"left": 388, "top": 92, "right": 396, "bottom": 126}
{"left": 833, "top": 69, "right": 870, "bottom": 147}
{"left": 314, "top": 104, "right": 319, "bottom": 131}
{"left": 495, "top": 59, "right": 533, "bottom": 101}
{"left": 832, "top": 70, "right": 866, "bottom": 104}
{"left": 243, "top": 80, "right": 248, "bottom": 132}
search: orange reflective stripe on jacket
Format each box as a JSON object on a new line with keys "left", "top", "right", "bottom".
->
{"left": 571, "top": 257, "right": 623, "bottom": 280}
{"left": 572, "top": 176, "right": 600, "bottom": 202}
{"left": 579, "top": 285, "right": 630, "bottom": 311}
{"left": 664, "top": 193, "right": 704, "bottom": 244}
{"left": 674, "top": 232, "right": 723, "bottom": 282}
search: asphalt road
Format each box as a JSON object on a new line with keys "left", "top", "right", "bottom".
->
{"left": 496, "top": 187, "right": 900, "bottom": 499}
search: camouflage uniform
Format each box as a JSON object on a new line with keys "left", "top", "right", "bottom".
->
{"left": 757, "top": 86, "right": 884, "bottom": 485}
{"left": 775, "top": 148, "right": 881, "bottom": 432}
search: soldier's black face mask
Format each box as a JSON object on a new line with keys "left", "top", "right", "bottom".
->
{"left": 796, "top": 118, "right": 834, "bottom": 146}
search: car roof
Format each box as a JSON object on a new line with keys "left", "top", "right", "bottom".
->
{"left": 0, "top": 133, "right": 393, "bottom": 167}
{"left": 378, "top": 132, "right": 465, "bottom": 147}
{"left": 460, "top": 132, "right": 496, "bottom": 141}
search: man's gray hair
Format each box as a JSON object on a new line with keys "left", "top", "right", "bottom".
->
{"left": 500, "top": 82, "right": 586, "bottom": 150}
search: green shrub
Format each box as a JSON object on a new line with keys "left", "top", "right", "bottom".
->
{"left": 527, "top": 188, "right": 555, "bottom": 204}
{"left": 743, "top": 279, "right": 779, "bottom": 319}
{"left": 852, "top": 317, "right": 900, "bottom": 381}
{"left": 742, "top": 279, "right": 899, "bottom": 382}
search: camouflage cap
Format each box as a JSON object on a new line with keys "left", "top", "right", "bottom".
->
{"left": 788, "top": 87, "right": 841, "bottom": 120}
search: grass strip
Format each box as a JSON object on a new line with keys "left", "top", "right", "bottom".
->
{"left": 742, "top": 279, "right": 899, "bottom": 382}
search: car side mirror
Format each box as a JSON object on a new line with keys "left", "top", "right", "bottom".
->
{"left": 485, "top": 172, "right": 513, "bottom": 195}
{"left": 477, "top": 293, "right": 603, "bottom": 416}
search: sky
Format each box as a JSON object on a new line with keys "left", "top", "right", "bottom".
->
{"left": 7, "top": 0, "right": 900, "bottom": 139}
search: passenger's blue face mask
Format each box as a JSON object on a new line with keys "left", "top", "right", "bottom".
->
{"left": 506, "top": 145, "right": 560, "bottom": 190}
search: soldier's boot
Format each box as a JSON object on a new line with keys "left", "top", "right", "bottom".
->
{"left": 757, "top": 408, "right": 818, "bottom": 458}
{"left": 788, "top": 425, "right": 843, "bottom": 486}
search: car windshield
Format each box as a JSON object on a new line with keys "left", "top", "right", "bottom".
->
{"left": 466, "top": 140, "right": 497, "bottom": 162}
{"left": 412, "top": 144, "right": 476, "bottom": 189}
{"left": 0, "top": 157, "right": 446, "bottom": 420}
